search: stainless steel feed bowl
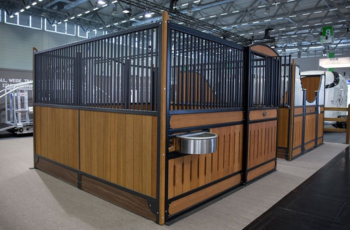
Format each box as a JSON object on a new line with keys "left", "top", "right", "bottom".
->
{"left": 175, "top": 132, "right": 217, "bottom": 154}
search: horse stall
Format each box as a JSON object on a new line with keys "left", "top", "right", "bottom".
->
{"left": 277, "top": 62, "right": 325, "bottom": 160}
{"left": 33, "top": 12, "right": 285, "bottom": 224}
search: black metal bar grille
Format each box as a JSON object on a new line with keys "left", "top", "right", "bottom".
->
{"left": 250, "top": 52, "right": 288, "bottom": 108}
{"left": 279, "top": 55, "right": 292, "bottom": 106}
{"left": 34, "top": 23, "right": 160, "bottom": 112}
{"left": 168, "top": 25, "right": 244, "bottom": 111}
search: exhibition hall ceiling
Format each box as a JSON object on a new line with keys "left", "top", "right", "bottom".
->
{"left": 1, "top": 0, "right": 350, "bottom": 57}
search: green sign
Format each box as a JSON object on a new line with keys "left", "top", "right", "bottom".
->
{"left": 328, "top": 52, "right": 334, "bottom": 71}
{"left": 322, "top": 26, "right": 334, "bottom": 37}
{"left": 320, "top": 26, "right": 334, "bottom": 44}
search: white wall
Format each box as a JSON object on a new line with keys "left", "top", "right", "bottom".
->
{"left": 0, "top": 22, "right": 84, "bottom": 70}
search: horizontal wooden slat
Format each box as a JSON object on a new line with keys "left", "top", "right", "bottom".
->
{"left": 324, "top": 107, "right": 348, "bottom": 111}
{"left": 324, "top": 128, "right": 346, "bottom": 133}
{"left": 249, "top": 109, "right": 277, "bottom": 121}
{"left": 170, "top": 111, "right": 243, "bottom": 129}
{"left": 81, "top": 176, "right": 156, "bottom": 221}
{"left": 168, "top": 174, "right": 241, "bottom": 215}
{"left": 294, "top": 107, "right": 303, "bottom": 115}
{"left": 247, "top": 161, "right": 275, "bottom": 182}
{"left": 324, "top": 118, "right": 347, "bottom": 122}
{"left": 305, "top": 106, "right": 316, "bottom": 114}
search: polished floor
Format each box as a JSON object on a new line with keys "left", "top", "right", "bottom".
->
{"left": 245, "top": 147, "right": 350, "bottom": 230}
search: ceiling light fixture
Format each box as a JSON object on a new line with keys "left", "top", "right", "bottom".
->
{"left": 221, "top": 13, "right": 227, "bottom": 15}
{"left": 38, "top": 0, "right": 43, "bottom": 2}
{"left": 314, "top": 11, "right": 322, "bottom": 14}
{"left": 329, "top": 8, "right": 338, "bottom": 11}
{"left": 64, "top": 19, "right": 68, "bottom": 22}
{"left": 32, "top": 2, "right": 37, "bottom": 6}
{"left": 232, "top": 10, "right": 239, "bottom": 13}
{"left": 20, "top": 9, "right": 25, "bottom": 12}
{"left": 144, "top": 11, "right": 152, "bottom": 18}
{"left": 106, "top": 25, "right": 111, "bottom": 27}
{"left": 70, "top": 16, "right": 75, "bottom": 19}
{"left": 26, "top": 5, "right": 30, "bottom": 9}
{"left": 302, "top": 13, "right": 310, "bottom": 15}
{"left": 85, "top": 11, "right": 90, "bottom": 14}
{"left": 9, "top": 14, "right": 14, "bottom": 18}
{"left": 112, "top": 0, "right": 118, "bottom": 3}
{"left": 93, "top": 7, "right": 98, "bottom": 10}
{"left": 98, "top": 0, "right": 106, "bottom": 4}
{"left": 77, "top": 13, "right": 82, "bottom": 17}
{"left": 122, "top": 8, "right": 131, "bottom": 13}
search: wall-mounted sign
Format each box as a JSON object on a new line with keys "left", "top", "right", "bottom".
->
{"left": 319, "top": 57, "right": 350, "bottom": 68}
{"left": 320, "top": 26, "right": 334, "bottom": 44}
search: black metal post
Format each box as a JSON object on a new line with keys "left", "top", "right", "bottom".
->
{"left": 315, "top": 91, "right": 319, "bottom": 147}
{"left": 302, "top": 89, "right": 306, "bottom": 154}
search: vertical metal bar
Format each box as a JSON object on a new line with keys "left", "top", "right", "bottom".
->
{"left": 200, "top": 38, "right": 204, "bottom": 109}
{"left": 176, "top": 30, "right": 181, "bottom": 110}
{"left": 145, "top": 30, "right": 149, "bottom": 110}
{"left": 315, "top": 91, "right": 319, "bottom": 147}
{"left": 172, "top": 30, "right": 176, "bottom": 111}
{"left": 180, "top": 32, "right": 184, "bottom": 110}
{"left": 150, "top": 29, "right": 154, "bottom": 111}
{"left": 301, "top": 89, "right": 307, "bottom": 155}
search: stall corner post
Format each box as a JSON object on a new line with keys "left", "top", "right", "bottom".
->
{"left": 158, "top": 10, "right": 170, "bottom": 225}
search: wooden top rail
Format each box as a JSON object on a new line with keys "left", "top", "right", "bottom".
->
{"left": 323, "top": 104, "right": 350, "bottom": 144}
{"left": 324, "top": 107, "right": 349, "bottom": 111}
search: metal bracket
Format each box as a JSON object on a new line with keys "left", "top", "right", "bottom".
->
{"left": 262, "top": 110, "right": 267, "bottom": 117}
{"left": 147, "top": 199, "right": 158, "bottom": 215}
{"left": 34, "top": 154, "right": 39, "bottom": 164}
{"left": 77, "top": 173, "right": 82, "bottom": 189}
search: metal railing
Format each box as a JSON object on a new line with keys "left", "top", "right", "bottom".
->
{"left": 35, "top": 23, "right": 160, "bottom": 112}
{"left": 168, "top": 24, "right": 245, "bottom": 111}
{"left": 324, "top": 104, "right": 350, "bottom": 144}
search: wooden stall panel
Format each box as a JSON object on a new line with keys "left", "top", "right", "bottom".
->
{"left": 170, "top": 111, "right": 243, "bottom": 129}
{"left": 306, "top": 106, "right": 316, "bottom": 114}
{"left": 294, "top": 107, "right": 303, "bottom": 115}
{"left": 168, "top": 124, "right": 243, "bottom": 199}
{"left": 249, "top": 109, "right": 277, "bottom": 121}
{"left": 35, "top": 106, "right": 79, "bottom": 169}
{"left": 277, "top": 108, "right": 289, "bottom": 148}
{"left": 318, "top": 111, "right": 324, "bottom": 140}
{"left": 80, "top": 111, "right": 157, "bottom": 198}
{"left": 247, "top": 161, "right": 275, "bottom": 182}
{"left": 304, "top": 114, "right": 316, "bottom": 144}
{"left": 168, "top": 174, "right": 241, "bottom": 215}
{"left": 293, "top": 116, "right": 303, "bottom": 149}
{"left": 301, "top": 76, "right": 321, "bottom": 103}
{"left": 248, "top": 120, "right": 277, "bottom": 169}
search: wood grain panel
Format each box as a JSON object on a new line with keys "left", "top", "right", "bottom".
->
{"left": 301, "top": 76, "right": 321, "bottom": 103}
{"left": 168, "top": 174, "right": 241, "bottom": 215}
{"left": 320, "top": 107, "right": 324, "bottom": 112}
{"left": 294, "top": 107, "right": 303, "bottom": 115}
{"left": 304, "top": 114, "right": 316, "bottom": 143}
{"left": 168, "top": 125, "right": 243, "bottom": 199}
{"left": 305, "top": 106, "right": 316, "bottom": 114}
{"left": 34, "top": 106, "right": 79, "bottom": 169}
{"left": 304, "top": 141, "right": 315, "bottom": 152}
{"left": 170, "top": 111, "right": 243, "bottom": 129}
{"left": 248, "top": 120, "right": 277, "bottom": 169}
{"left": 317, "top": 138, "right": 323, "bottom": 145}
{"left": 277, "top": 108, "right": 289, "bottom": 148}
{"left": 251, "top": 45, "right": 278, "bottom": 57}
{"left": 81, "top": 175, "right": 156, "bottom": 221}
{"left": 35, "top": 157, "right": 77, "bottom": 186}
{"left": 249, "top": 109, "right": 277, "bottom": 121}
{"left": 293, "top": 116, "right": 303, "bottom": 148}
{"left": 318, "top": 113, "right": 324, "bottom": 139}
{"left": 247, "top": 161, "right": 275, "bottom": 182}
{"left": 80, "top": 111, "right": 157, "bottom": 198}
{"left": 292, "top": 147, "right": 302, "bottom": 158}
